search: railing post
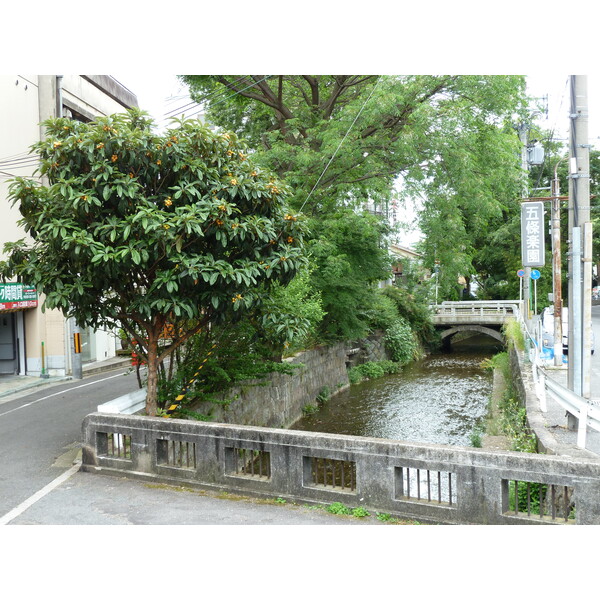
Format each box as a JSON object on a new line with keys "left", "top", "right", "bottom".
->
{"left": 536, "top": 368, "right": 547, "bottom": 413}
{"left": 577, "top": 404, "right": 588, "bottom": 449}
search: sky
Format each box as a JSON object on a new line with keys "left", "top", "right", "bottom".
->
{"left": 111, "top": 74, "right": 194, "bottom": 131}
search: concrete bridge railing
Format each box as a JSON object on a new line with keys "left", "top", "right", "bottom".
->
{"left": 430, "top": 300, "right": 522, "bottom": 326}
{"left": 82, "top": 412, "right": 600, "bottom": 524}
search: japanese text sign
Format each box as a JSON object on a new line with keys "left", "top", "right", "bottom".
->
{"left": 521, "top": 202, "right": 545, "bottom": 267}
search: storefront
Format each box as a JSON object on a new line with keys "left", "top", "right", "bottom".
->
{"left": 0, "top": 283, "right": 37, "bottom": 375}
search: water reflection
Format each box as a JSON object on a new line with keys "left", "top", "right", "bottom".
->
{"left": 292, "top": 335, "right": 500, "bottom": 447}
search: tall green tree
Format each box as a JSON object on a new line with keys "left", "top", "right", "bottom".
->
{"left": 182, "top": 76, "right": 527, "bottom": 218}
{"left": 183, "top": 75, "right": 529, "bottom": 304}
{"left": 308, "top": 209, "right": 392, "bottom": 339}
{"left": 1, "top": 110, "right": 306, "bottom": 415}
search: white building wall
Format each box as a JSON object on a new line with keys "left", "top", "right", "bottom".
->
{"left": 0, "top": 75, "right": 137, "bottom": 376}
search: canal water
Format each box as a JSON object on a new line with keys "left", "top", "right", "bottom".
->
{"left": 292, "top": 334, "right": 503, "bottom": 447}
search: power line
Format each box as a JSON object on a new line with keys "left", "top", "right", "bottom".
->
{"left": 0, "top": 157, "right": 39, "bottom": 168}
{"left": 161, "top": 76, "right": 250, "bottom": 120}
{"left": 532, "top": 77, "right": 569, "bottom": 191}
{"left": 161, "top": 76, "right": 274, "bottom": 124}
{"left": 298, "top": 77, "right": 381, "bottom": 214}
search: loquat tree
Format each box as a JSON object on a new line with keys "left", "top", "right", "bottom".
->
{"left": 1, "top": 109, "right": 307, "bottom": 415}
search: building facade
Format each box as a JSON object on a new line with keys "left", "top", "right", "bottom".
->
{"left": 0, "top": 75, "right": 137, "bottom": 375}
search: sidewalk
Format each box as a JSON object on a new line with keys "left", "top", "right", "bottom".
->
{"left": 4, "top": 469, "right": 390, "bottom": 525}
{"left": 535, "top": 364, "right": 600, "bottom": 458}
{"left": 0, "top": 355, "right": 132, "bottom": 400}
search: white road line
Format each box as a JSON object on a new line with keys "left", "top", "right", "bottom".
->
{"left": 0, "top": 462, "right": 81, "bottom": 525}
{"left": 0, "top": 371, "right": 128, "bottom": 417}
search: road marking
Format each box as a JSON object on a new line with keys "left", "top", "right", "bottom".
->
{"left": 0, "top": 461, "right": 80, "bottom": 525}
{"left": 0, "top": 371, "right": 129, "bottom": 418}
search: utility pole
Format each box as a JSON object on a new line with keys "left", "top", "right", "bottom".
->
{"left": 567, "top": 75, "right": 592, "bottom": 410}
{"left": 518, "top": 123, "right": 532, "bottom": 323}
{"left": 56, "top": 74, "right": 82, "bottom": 379}
{"left": 551, "top": 161, "right": 564, "bottom": 366}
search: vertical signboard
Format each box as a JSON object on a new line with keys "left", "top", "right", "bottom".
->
{"left": 521, "top": 201, "right": 545, "bottom": 267}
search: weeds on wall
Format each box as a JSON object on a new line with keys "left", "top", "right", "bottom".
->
{"left": 480, "top": 351, "right": 537, "bottom": 453}
{"left": 502, "top": 318, "right": 525, "bottom": 351}
{"left": 348, "top": 360, "right": 402, "bottom": 385}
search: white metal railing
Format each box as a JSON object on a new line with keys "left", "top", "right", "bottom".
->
{"left": 98, "top": 389, "right": 146, "bottom": 415}
{"left": 522, "top": 312, "right": 600, "bottom": 450}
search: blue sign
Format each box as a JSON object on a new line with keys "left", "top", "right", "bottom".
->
{"left": 530, "top": 269, "right": 541, "bottom": 280}
{"left": 517, "top": 269, "right": 525, "bottom": 278}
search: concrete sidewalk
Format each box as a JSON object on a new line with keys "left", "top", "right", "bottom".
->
{"left": 0, "top": 355, "right": 132, "bottom": 400}
{"left": 535, "top": 364, "right": 600, "bottom": 458}
{"left": 4, "top": 468, "right": 393, "bottom": 525}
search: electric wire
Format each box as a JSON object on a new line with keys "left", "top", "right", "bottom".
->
{"left": 161, "top": 75, "right": 250, "bottom": 120}
{"left": 532, "top": 76, "right": 569, "bottom": 193}
{"left": 297, "top": 77, "right": 381, "bottom": 215}
{"left": 160, "top": 76, "right": 274, "bottom": 124}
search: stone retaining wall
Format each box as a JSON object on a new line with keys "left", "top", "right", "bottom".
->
{"left": 190, "top": 335, "right": 388, "bottom": 429}
{"left": 192, "top": 342, "right": 350, "bottom": 429}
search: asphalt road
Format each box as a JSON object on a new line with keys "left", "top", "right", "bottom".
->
{"left": 0, "top": 366, "right": 387, "bottom": 527}
{"left": 0, "top": 366, "right": 139, "bottom": 517}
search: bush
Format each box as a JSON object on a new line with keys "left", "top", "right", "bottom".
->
{"left": 503, "top": 319, "right": 525, "bottom": 351}
{"left": 348, "top": 360, "right": 401, "bottom": 385}
{"left": 384, "top": 318, "right": 417, "bottom": 365}
{"left": 381, "top": 286, "right": 436, "bottom": 347}
{"left": 366, "top": 292, "right": 401, "bottom": 332}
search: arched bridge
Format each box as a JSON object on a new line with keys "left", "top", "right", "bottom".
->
{"left": 431, "top": 300, "right": 522, "bottom": 346}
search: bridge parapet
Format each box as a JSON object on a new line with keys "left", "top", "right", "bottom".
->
{"left": 431, "top": 300, "right": 521, "bottom": 326}
{"left": 82, "top": 412, "right": 600, "bottom": 524}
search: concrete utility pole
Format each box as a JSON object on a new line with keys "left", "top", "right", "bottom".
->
{"left": 518, "top": 123, "right": 532, "bottom": 322}
{"left": 56, "top": 75, "right": 82, "bottom": 379}
{"left": 567, "top": 75, "right": 592, "bottom": 406}
{"left": 551, "top": 162, "right": 564, "bottom": 366}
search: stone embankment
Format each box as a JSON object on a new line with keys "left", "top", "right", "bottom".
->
{"left": 481, "top": 367, "right": 512, "bottom": 452}
{"left": 189, "top": 335, "right": 389, "bottom": 429}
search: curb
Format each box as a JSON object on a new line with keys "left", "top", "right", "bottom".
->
{"left": 0, "top": 376, "right": 72, "bottom": 399}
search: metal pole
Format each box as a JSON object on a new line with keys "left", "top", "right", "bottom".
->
{"left": 567, "top": 75, "right": 591, "bottom": 402}
{"left": 519, "top": 276, "right": 523, "bottom": 303}
{"left": 572, "top": 227, "right": 582, "bottom": 397}
{"left": 40, "top": 341, "right": 49, "bottom": 378}
{"left": 71, "top": 318, "right": 82, "bottom": 379}
{"left": 583, "top": 221, "right": 593, "bottom": 398}
{"left": 518, "top": 123, "right": 532, "bottom": 325}
{"left": 552, "top": 166, "right": 564, "bottom": 366}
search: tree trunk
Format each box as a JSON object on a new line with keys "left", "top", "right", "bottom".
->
{"left": 145, "top": 335, "right": 160, "bottom": 416}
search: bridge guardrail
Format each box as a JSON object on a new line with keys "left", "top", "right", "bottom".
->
{"left": 430, "top": 301, "right": 522, "bottom": 326}
{"left": 82, "top": 412, "right": 600, "bottom": 524}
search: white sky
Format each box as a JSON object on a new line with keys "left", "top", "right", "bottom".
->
{"left": 111, "top": 74, "right": 194, "bottom": 131}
